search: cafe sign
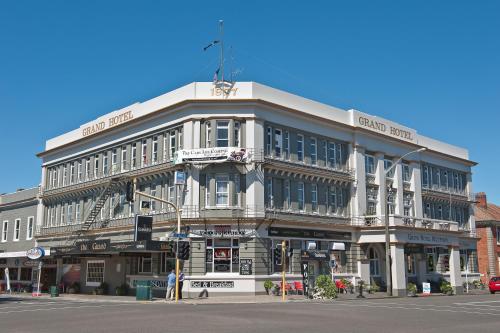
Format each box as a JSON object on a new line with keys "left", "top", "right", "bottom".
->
{"left": 196, "top": 225, "right": 254, "bottom": 238}
{"left": 26, "top": 247, "right": 45, "bottom": 260}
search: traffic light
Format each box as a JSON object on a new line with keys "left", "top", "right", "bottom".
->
{"left": 177, "top": 241, "right": 190, "bottom": 260}
{"left": 126, "top": 181, "right": 135, "bottom": 202}
{"left": 274, "top": 245, "right": 282, "bottom": 265}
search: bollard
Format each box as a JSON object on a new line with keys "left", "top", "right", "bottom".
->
{"left": 357, "top": 280, "right": 365, "bottom": 298}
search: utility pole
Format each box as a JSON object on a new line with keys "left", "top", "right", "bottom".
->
{"left": 282, "top": 240, "right": 286, "bottom": 302}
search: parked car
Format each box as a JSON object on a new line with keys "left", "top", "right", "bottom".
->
{"left": 488, "top": 277, "right": 500, "bottom": 294}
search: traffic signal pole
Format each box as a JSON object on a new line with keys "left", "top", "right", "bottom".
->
{"left": 134, "top": 189, "right": 182, "bottom": 303}
{"left": 282, "top": 240, "right": 286, "bottom": 302}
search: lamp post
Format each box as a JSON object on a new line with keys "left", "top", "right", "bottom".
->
{"left": 383, "top": 147, "right": 426, "bottom": 296}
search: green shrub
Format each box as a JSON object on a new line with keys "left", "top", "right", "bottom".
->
{"left": 407, "top": 283, "right": 417, "bottom": 295}
{"left": 440, "top": 280, "right": 453, "bottom": 295}
{"left": 369, "top": 281, "right": 380, "bottom": 293}
{"left": 313, "top": 275, "right": 337, "bottom": 299}
{"left": 264, "top": 280, "right": 274, "bottom": 291}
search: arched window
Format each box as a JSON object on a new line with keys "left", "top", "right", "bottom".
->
{"left": 369, "top": 248, "right": 380, "bottom": 276}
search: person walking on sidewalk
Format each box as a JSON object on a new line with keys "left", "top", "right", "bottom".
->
{"left": 178, "top": 272, "right": 185, "bottom": 300}
{"left": 166, "top": 269, "right": 176, "bottom": 301}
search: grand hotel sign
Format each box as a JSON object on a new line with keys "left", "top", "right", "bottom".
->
{"left": 351, "top": 110, "right": 417, "bottom": 144}
{"left": 81, "top": 110, "right": 134, "bottom": 138}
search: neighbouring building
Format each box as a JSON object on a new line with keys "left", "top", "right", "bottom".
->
{"left": 34, "top": 81, "right": 478, "bottom": 297}
{"left": 0, "top": 188, "right": 45, "bottom": 292}
{"left": 475, "top": 192, "right": 500, "bottom": 282}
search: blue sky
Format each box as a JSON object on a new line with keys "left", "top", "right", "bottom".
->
{"left": 1, "top": 1, "right": 499, "bottom": 202}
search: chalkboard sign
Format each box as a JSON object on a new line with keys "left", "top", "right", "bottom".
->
{"left": 239, "top": 258, "right": 253, "bottom": 275}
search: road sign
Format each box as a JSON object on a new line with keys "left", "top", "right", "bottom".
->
{"left": 172, "top": 233, "right": 188, "bottom": 238}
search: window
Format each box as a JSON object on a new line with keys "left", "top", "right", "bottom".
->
{"left": 422, "top": 165, "right": 429, "bottom": 187}
{"left": 365, "top": 155, "right": 375, "bottom": 174}
{"left": 407, "top": 254, "right": 416, "bottom": 276}
{"left": 169, "top": 131, "right": 176, "bottom": 159}
{"left": 111, "top": 148, "right": 118, "bottom": 173}
{"left": 94, "top": 155, "right": 99, "bottom": 178}
{"left": 387, "top": 190, "right": 395, "bottom": 215}
{"left": 206, "top": 122, "right": 212, "bottom": 148}
{"left": 121, "top": 146, "right": 128, "bottom": 171}
{"left": 76, "top": 202, "right": 81, "bottom": 223}
{"left": 67, "top": 203, "right": 73, "bottom": 225}
{"left": 426, "top": 248, "right": 435, "bottom": 273}
{"left": 328, "top": 186, "right": 337, "bottom": 215}
{"left": 206, "top": 238, "right": 239, "bottom": 273}
{"left": 138, "top": 255, "right": 152, "bottom": 273}
{"left": 310, "top": 138, "right": 317, "bottom": 165}
{"left": 274, "top": 129, "right": 282, "bottom": 158}
{"left": 85, "top": 158, "right": 91, "bottom": 180}
{"left": 52, "top": 168, "right": 58, "bottom": 188}
{"left": 131, "top": 143, "right": 137, "bottom": 168}
{"left": 311, "top": 184, "right": 318, "bottom": 212}
{"left": 234, "top": 175, "right": 241, "bottom": 207}
{"left": 141, "top": 140, "right": 147, "bottom": 167}
{"left": 216, "top": 121, "right": 229, "bottom": 147}
{"left": 20, "top": 267, "right": 32, "bottom": 281}
{"left": 298, "top": 182, "right": 305, "bottom": 211}
{"left": 284, "top": 131, "right": 290, "bottom": 160}
{"left": 284, "top": 180, "right": 291, "bottom": 210}
{"left": 102, "top": 153, "right": 109, "bottom": 176}
{"left": 150, "top": 185, "right": 157, "bottom": 212}
{"left": 109, "top": 195, "right": 115, "bottom": 219}
{"left": 13, "top": 219, "right": 20, "bottom": 241}
{"left": 77, "top": 161, "right": 82, "bottom": 183}
{"left": 297, "top": 134, "right": 304, "bottom": 162}
{"left": 26, "top": 216, "right": 34, "bottom": 240}
{"left": 234, "top": 121, "right": 241, "bottom": 147}
{"left": 266, "top": 178, "right": 273, "bottom": 208}
{"left": 403, "top": 163, "right": 410, "bottom": 182}
{"left": 205, "top": 174, "right": 211, "bottom": 207}
{"left": 216, "top": 175, "right": 229, "bottom": 206}
{"left": 70, "top": 164, "right": 75, "bottom": 184}
{"left": 367, "top": 202, "right": 377, "bottom": 216}
{"left": 161, "top": 252, "right": 176, "bottom": 273}
{"left": 266, "top": 127, "right": 272, "bottom": 155}
{"left": 49, "top": 206, "right": 55, "bottom": 226}
{"left": 2, "top": 221, "right": 8, "bottom": 242}
{"left": 86, "top": 260, "right": 105, "bottom": 286}
{"left": 178, "top": 127, "right": 183, "bottom": 150}
{"left": 60, "top": 205, "right": 65, "bottom": 225}
{"left": 384, "top": 159, "right": 394, "bottom": 179}
{"left": 62, "top": 165, "right": 67, "bottom": 186}
{"left": 369, "top": 248, "right": 380, "bottom": 276}
{"left": 497, "top": 227, "right": 500, "bottom": 245}
{"left": 328, "top": 142, "right": 336, "bottom": 168}
{"left": 152, "top": 136, "right": 158, "bottom": 164}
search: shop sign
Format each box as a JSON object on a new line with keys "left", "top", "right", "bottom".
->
{"left": 77, "top": 240, "right": 110, "bottom": 252}
{"left": 301, "top": 262, "right": 310, "bottom": 297}
{"left": 301, "top": 250, "right": 329, "bottom": 261}
{"left": 174, "top": 171, "right": 186, "bottom": 185}
{"left": 174, "top": 147, "right": 250, "bottom": 164}
{"left": 23, "top": 260, "right": 40, "bottom": 267}
{"left": 190, "top": 281, "right": 235, "bottom": 288}
{"left": 406, "top": 233, "right": 452, "bottom": 245}
{"left": 134, "top": 215, "right": 153, "bottom": 242}
{"left": 268, "top": 227, "right": 351, "bottom": 241}
{"left": 239, "top": 259, "right": 253, "bottom": 275}
{"left": 26, "top": 247, "right": 45, "bottom": 260}
{"left": 422, "top": 282, "right": 431, "bottom": 295}
{"left": 197, "top": 225, "right": 253, "bottom": 238}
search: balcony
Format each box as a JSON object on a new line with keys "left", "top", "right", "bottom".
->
{"left": 265, "top": 206, "right": 351, "bottom": 226}
{"left": 421, "top": 185, "right": 475, "bottom": 202}
{"left": 354, "top": 215, "right": 460, "bottom": 232}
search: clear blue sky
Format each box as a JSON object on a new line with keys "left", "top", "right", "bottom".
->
{"left": 1, "top": 1, "right": 499, "bottom": 202}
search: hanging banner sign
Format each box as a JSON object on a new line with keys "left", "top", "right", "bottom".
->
{"left": 134, "top": 215, "right": 153, "bottom": 241}
{"left": 174, "top": 147, "right": 250, "bottom": 164}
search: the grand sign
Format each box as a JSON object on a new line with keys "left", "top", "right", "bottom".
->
{"left": 82, "top": 110, "right": 134, "bottom": 137}
{"left": 351, "top": 110, "right": 417, "bottom": 143}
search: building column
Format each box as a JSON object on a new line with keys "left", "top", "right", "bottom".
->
{"left": 390, "top": 244, "right": 407, "bottom": 296}
{"left": 392, "top": 157, "right": 404, "bottom": 216}
{"left": 449, "top": 246, "right": 463, "bottom": 295}
{"left": 352, "top": 145, "right": 366, "bottom": 219}
{"left": 410, "top": 162, "right": 423, "bottom": 219}
{"left": 466, "top": 172, "right": 475, "bottom": 233}
{"left": 245, "top": 119, "right": 264, "bottom": 217}
{"left": 375, "top": 153, "right": 386, "bottom": 219}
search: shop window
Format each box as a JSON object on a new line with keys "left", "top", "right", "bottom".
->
{"left": 8, "top": 267, "right": 19, "bottom": 281}
{"left": 205, "top": 238, "right": 239, "bottom": 273}
{"left": 20, "top": 268, "right": 32, "bottom": 281}
{"left": 426, "top": 248, "right": 435, "bottom": 273}
{"left": 406, "top": 254, "right": 416, "bottom": 276}
{"left": 161, "top": 252, "right": 176, "bottom": 273}
{"left": 369, "top": 248, "right": 380, "bottom": 276}
{"left": 138, "top": 255, "right": 152, "bottom": 273}
{"left": 86, "top": 260, "right": 105, "bottom": 286}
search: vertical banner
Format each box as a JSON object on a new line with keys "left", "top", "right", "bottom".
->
{"left": 301, "top": 262, "right": 309, "bottom": 297}
{"left": 134, "top": 215, "right": 153, "bottom": 241}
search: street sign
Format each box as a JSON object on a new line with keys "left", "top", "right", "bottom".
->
{"left": 172, "top": 233, "right": 188, "bottom": 238}
{"left": 174, "top": 171, "right": 186, "bottom": 185}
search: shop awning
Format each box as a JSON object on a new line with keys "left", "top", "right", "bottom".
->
{"left": 51, "top": 240, "right": 173, "bottom": 257}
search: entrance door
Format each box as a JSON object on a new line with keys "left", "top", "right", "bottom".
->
{"left": 40, "top": 267, "right": 57, "bottom": 292}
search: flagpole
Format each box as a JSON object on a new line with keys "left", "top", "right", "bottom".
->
{"left": 219, "top": 20, "right": 224, "bottom": 83}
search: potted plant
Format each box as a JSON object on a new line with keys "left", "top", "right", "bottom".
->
{"left": 67, "top": 282, "right": 80, "bottom": 294}
{"left": 264, "top": 280, "right": 274, "bottom": 295}
{"left": 440, "top": 280, "right": 453, "bottom": 296}
{"left": 272, "top": 284, "right": 280, "bottom": 296}
{"left": 369, "top": 281, "right": 380, "bottom": 294}
{"left": 407, "top": 283, "right": 417, "bottom": 297}
{"left": 115, "top": 283, "right": 128, "bottom": 296}
{"left": 94, "top": 282, "right": 109, "bottom": 295}
{"left": 341, "top": 278, "right": 354, "bottom": 294}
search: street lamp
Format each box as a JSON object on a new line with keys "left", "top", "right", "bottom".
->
{"left": 383, "top": 147, "right": 426, "bottom": 296}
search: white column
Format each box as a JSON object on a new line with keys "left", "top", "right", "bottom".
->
{"left": 392, "top": 157, "right": 404, "bottom": 216}
{"left": 183, "top": 121, "right": 194, "bottom": 150}
{"left": 449, "top": 246, "right": 463, "bottom": 294}
{"left": 466, "top": 172, "right": 475, "bottom": 233}
{"left": 390, "top": 244, "right": 407, "bottom": 296}
{"left": 352, "top": 145, "right": 366, "bottom": 219}
{"left": 410, "top": 162, "right": 423, "bottom": 219}
{"left": 245, "top": 119, "right": 264, "bottom": 217}
{"left": 375, "top": 153, "right": 386, "bottom": 219}
{"left": 192, "top": 120, "right": 201, "bottom": 149}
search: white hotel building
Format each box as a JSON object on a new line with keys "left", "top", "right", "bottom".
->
{"left": 35, "top": 82, "right": 478, "bottom": 296}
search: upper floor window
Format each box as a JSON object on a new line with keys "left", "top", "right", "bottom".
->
{"left": 284, "top": 179, "right": 291, "bottom": 210}
{"left": 266, "top": 127, "right": 272, "bottom": 155}
{"left": 266, "top": 178, "right": 273, "bottom": 208}
{"left": 365, "top": 155, "right": 375, "bottom": 174}
{"left": 216, "top": 121, "right": 229, "bottom": 147}
{"left": 141, "top": 140, "right": 147, "bottom": 167}
{"left": 328, "top": 186, "right": 337, "bottom": 215}
{"left": 274, "top": 129, "right": 282, "bottom": 158}
{"left": 310, "top": 138, "right": 317, "bottom": 165}
{"left": 384, "top": 159, "right": 394, "bottom": 179}
{"left": 152, "top": 136, "right": 158, "bottom": 164}
{"left": 67, "top": 203, "right": 73, "bottom": 225}
{"left": 27, "top": 217, "right": 34, "bottom": 240}
{"left": 298, "top": 182, "right": 305, "bottom": 211}
{"left": 2, "top": 221, "right": 8, "bottom": 242}
{"left": 234, "top": 121, "right": 241, "bottom": 147}
{"left": 13, "top": 219, "right": 20, "bottom": 241}
{"left": 77, "top": 161, "right": 82, "bottom": 183}
{"left": 422, "top": 165, "right": 429, "bottom": 186}
{"left": 297, "top": 134, "right": 304, "bottom": 162}
{"left": 311, "top": 184, "right": 318, "bottom": 212}
{"left": 62, "top": 165, "right": 67, "bottom": 186}
{"left": 85, "top": 158, "right": 91, "bottom": 180}
{"left": 70, "top": 163, "right": 75, "bottom": 184}
{"left": 169, "top": 131, "right": 176, "bottom": 159}
{"left": 283, "top": 131, "right": 290, "bottom": 160}
{"left": 122, "top": 146, "right": 128, "bottom": 171}
{"left": 402, "top": 163, "right": 410, "bottom": 182}
{"left": 216, "top": 175, "right": 229, "bottom": 206}
{"left": 131, "top": 143, "right": 137, "bottom": 168}
{"left": 94, "top": 155, "right": 100, "bottom": 178}
{"left": 60, "top": 205, "right": 65, "bottom": 225}
{"left": 328, "top": 142, "right": 336, "bottom": 168}
{"left": 206, "top": 122, "right": 212, "bottom": 148}
{"left": 497, "top": 227, "right": 500, "bottom": 245}
{"left": 76, "top": 202, "right": 81, "bottom": 223}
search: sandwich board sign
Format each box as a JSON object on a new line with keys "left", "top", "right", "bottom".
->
{"left": 422, "top": 282, "right": 431, "bottom": 295}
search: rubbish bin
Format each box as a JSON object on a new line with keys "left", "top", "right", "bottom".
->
{"left": 50, "top": 286, "right": 59, "bottom": 297}
{"left": 135, "top": 280, "right": 152, "bottom": 301}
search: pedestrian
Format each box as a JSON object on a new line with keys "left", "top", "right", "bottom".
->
{"left": 178, "top": 271, "right": 185, "bottom": 300}
{"left": 166, "top": 269, "right": 176, "bottom": 301}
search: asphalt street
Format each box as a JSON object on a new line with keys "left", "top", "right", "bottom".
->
{"left": 0, "top": 294, "right": 499, "bottom": 333}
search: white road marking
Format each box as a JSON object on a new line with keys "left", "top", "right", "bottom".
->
{"left": 0, "top": 303, "right": 133, "bottom": 315}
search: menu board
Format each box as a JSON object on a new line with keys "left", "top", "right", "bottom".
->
{"left": 239, "top": 259, "right": 253, "bottom": 275}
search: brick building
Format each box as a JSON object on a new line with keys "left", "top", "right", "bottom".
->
{"left": 475, "top": 192, "right": 500, "bottom": 282}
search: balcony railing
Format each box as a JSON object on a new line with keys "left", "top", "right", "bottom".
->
{"left": 421, "top": 186, "right": 475, "bottom": 201}
{"left": 264, "top": 153, "right": 355, "bottom": 178}
{"left": 265, "top": 206, "right": 351, "bottom": 225}
{"left": 354, "top": 215, "right": 460, "bottom": 232}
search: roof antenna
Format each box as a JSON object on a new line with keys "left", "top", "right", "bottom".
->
{"left": 203, "top": 20, "right": 225, "bottom": 84}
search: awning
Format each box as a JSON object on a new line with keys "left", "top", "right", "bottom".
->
{"left": 51, "top": 240, "right": 173, "bottom": 257}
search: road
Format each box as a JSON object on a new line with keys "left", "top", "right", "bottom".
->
{"left": 0, "top": 294, "right": 499, "bottom": 333}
